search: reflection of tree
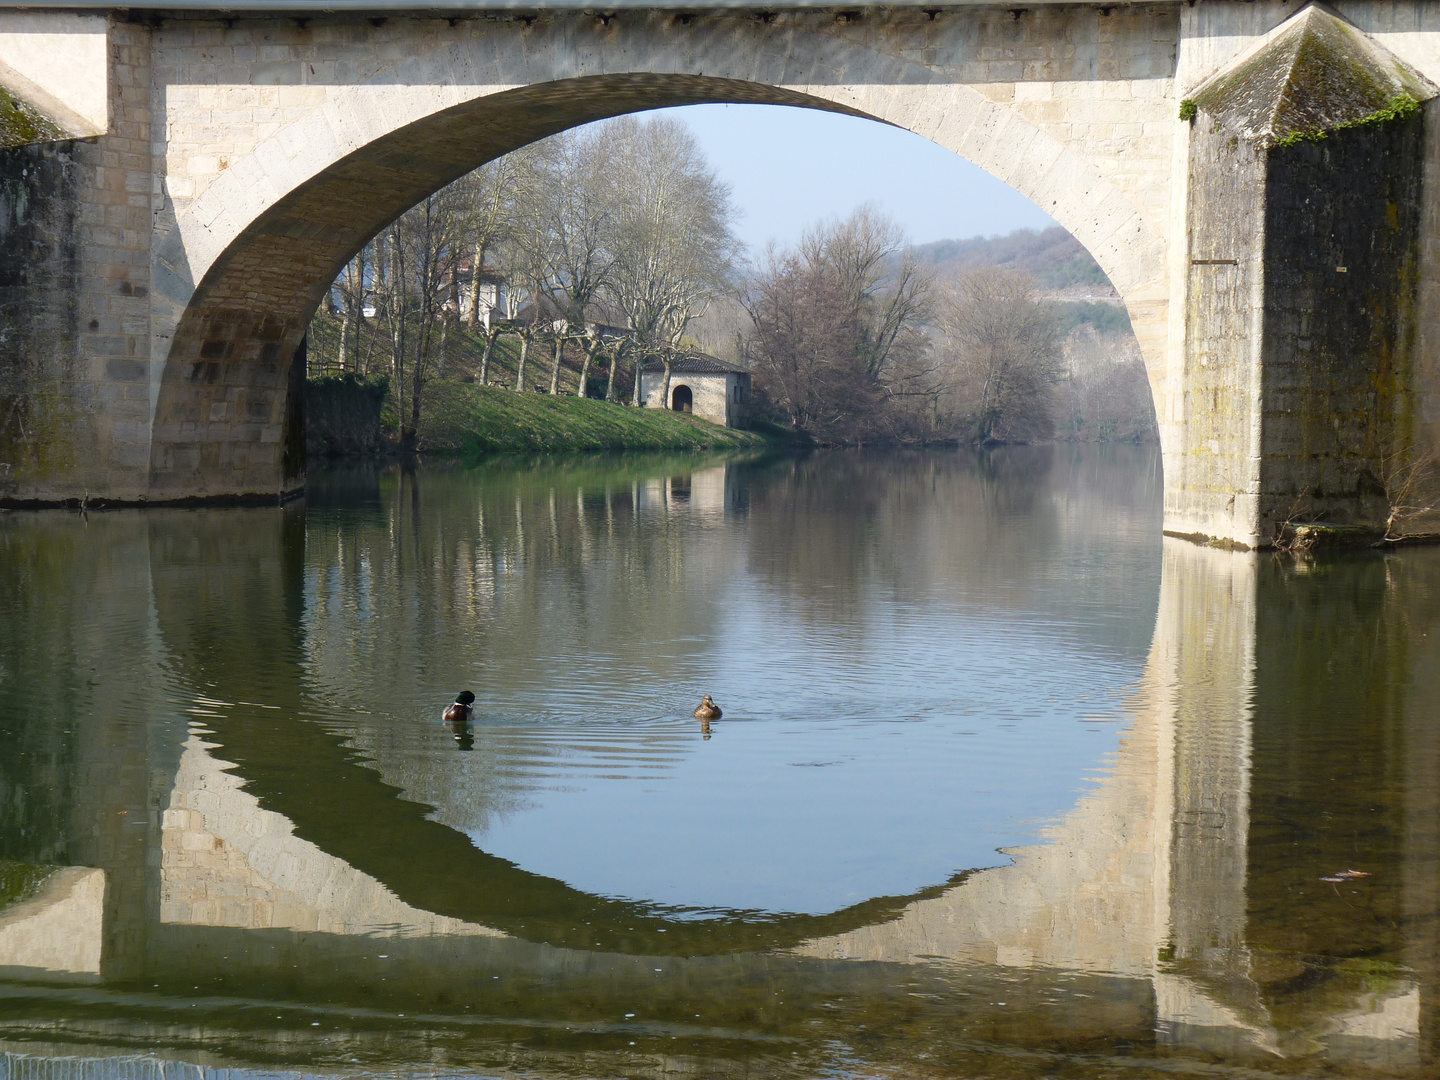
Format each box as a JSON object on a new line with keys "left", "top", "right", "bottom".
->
{"left": 740, "top": 446, "right": 1163, "bottom": 655}
{"left": 132, "top": 482, "right": 956, "bottom": 954}
{"left": 298, "top": 453, "right": 752, "bottom": 836}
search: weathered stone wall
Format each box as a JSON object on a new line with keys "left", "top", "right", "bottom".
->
{"left": 12, "top": 2, "right": 1440, "bottom": 543}
{"left": 1259, "top": 115, "right": 1425, "bottom": 530}
{"left": 305, "top": 370, "right": 387, "bottom": 457}
{"left": 1173, "top": 120, "right": 1267, "bottom": 544}
{"left": 638, "top": 370, "right": 741, "bottom": 427}
{"left": 0, "top": 19, "right": 158, "bottom": 504}
{"left": 0, "top": 139, "right": 80, "bottom": 501}
{"left": 1168, "top": 1, "right": 1440, "bottom": 543}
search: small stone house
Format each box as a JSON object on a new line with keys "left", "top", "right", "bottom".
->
{"left": 639, "top": 354, "right": 752, "bottom": 428}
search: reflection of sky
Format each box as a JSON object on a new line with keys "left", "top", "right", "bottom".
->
{"left": 467, "top": 580, "right": 1144, "bottom": 916}
{"left": 301, "top": 449, "right": 1164, "bottom": 917}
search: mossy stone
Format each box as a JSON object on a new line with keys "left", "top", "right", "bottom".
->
{"left": 0, "top": 87, "right": 67, "bottom": 149}
{"left": 1190, "top": 7, "right": 1434, "bottom": 148}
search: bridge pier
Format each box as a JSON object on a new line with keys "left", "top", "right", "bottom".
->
{"left": 1164, "top": 5, "right": 1439, "bottom": 547}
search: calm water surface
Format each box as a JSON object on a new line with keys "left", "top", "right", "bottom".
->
{"left": 1, "top": 446, "right": 1437, "bottom": 1079}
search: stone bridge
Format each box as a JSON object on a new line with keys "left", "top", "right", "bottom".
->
{"left": 5, "top": 0, "right": 1440, "bottom": 545}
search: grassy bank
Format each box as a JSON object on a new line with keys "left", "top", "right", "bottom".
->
{"left": 415, "top": 382, "right": 773, "bottom": 454}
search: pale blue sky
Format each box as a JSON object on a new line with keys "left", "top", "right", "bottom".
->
{"left": 646, "top": 102, "right": 1058, "bottom": 253}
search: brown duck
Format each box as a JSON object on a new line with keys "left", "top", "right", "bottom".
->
{"left": 693, "top": 694, "right": 722, "bottom": 720}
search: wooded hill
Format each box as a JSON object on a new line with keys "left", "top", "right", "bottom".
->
{"left": 909, "top": 226, "right": 1113, "bottom": 292}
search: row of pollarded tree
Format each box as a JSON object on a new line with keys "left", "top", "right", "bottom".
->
{"left": 314, "top": 111, "right": 1150, "bottom": 449}
{"left": 320, "top": 115, "right": 739, "bottom": 450}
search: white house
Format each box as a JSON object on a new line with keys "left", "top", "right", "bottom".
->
{"left": 639, "top": 354, "right": 751, "bottom": 428}
{"left": 450, "top": 265, "right": 509, "bottom": 329}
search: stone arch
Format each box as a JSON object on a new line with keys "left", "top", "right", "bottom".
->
{"left": 671, "top": 384, "right": 694, "bottom": 413}
{"left": 147, "top": 15, "right": 1172, "bottom": 498}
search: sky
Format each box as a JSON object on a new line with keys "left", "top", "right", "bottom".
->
{"left": 644, "top": 102, "right": 1058, "bottom": 254}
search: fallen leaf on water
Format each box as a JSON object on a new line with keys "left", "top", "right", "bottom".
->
{"left": 1336, "top": 870, "right": 1372, "bottom": 879}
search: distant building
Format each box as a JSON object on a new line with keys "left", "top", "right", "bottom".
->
{"left": 447, "top": 262, "right": 509, "bottom": 328}
{"left": 638, "top": 354, "right": 751, "bottom": 428}
{"left": 508, "top": 295, "right": 629, "bottom": 342}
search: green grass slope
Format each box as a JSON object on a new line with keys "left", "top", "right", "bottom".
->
{"left": 419, "top": 383, "right": 771, "bottom": 454}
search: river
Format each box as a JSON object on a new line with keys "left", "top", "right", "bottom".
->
{"left": 0, "top": 445, "right": 1435, "bottom": 1079}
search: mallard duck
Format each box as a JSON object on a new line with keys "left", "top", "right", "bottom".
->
{"left": 443, "top": 690, "right": 476, "bottom": 723}
{"left": 693, "top": 694, "right": 722, "bottom": 720}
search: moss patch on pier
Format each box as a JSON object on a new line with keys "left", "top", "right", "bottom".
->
{"left": 0, "top": 860, "right": 59, "bottom": 914}
{"left": 0, "top": 88, "right": 67, "bottom": 149}
{"left": 1191, "top": 7, "right": 1434, "bottom": 148}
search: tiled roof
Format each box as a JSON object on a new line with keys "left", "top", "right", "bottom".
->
{"left": 640, "top": 353, "right": 747, "bottom": 375}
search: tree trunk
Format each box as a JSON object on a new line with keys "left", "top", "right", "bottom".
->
{"left": 578, "top": 337, "right": 600, "bottom": 398}
{"left": 466, "top": 241, "right": 486, "bottom": 331}
{"left": 605, "top": 341, "right": 622, "bottom": 401}
{"left": 479, "top": 326, "right": 499, "bottom": 385}
{"left": 630, "top": 351, "right": 644, "bottom": 406}
{"left": 336, "top": 305, "right": 351, "bottom": 374}
{"left": 403, "top": 299, "right": 430, "bottom": 453}
{"left": 405, "top": 359, "right": 422, "bottom": 452}
{"left": 388, "top": 236, "right": 406, "bottom": 424}
{"left": 515, "top": 332, "right": 529, "bottom": 392}
{"left": 660, "top": 357, "right": 673, "bottom": 411}
{"left": 548, "top": 331, "right": 565, "bottom": 395}
{"left": 390, "top": 316, "right": 405, "bottom": 425}
{"left": 351, "top": 249, "right": 367, "bottom": 374}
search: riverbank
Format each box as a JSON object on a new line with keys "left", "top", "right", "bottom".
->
{"left": 421, "top": 383, "right": 775, "bottom": 454}
{"left": 307, "top": 376, "right": 783, "bottom": 457}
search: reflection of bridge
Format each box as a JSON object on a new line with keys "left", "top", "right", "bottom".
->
{"left": 7, "top": 3, "right": 1440, "bottom": 544}
{"left": 1, "top": 504, "right": 1436, "bottom": 1073}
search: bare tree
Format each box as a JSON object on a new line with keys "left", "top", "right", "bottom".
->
{"left": 310, "top": 113, "right": 739, "bottom": 416}
{"left": 331, "top": 244, "right": 370, "bottom": 374}
{"left": 530, "top": 128, "right": 619, "bottom": 395}
{"left": 603, "top": 115, "right": 740, "bottom": 405}
{"left": 744, "top": 245, "right": 870, "bottom": 435}
{"left": 938, "top": 268, "right": 1064, "bottom": 444}
{"left": 456, "top": 153, "right": 533, "bottom": 332}
{"left": 801, "top": 206, "right": 931, "bottom": 381}
{"left": 744, "top": 207, "right": 935, "bottom": 442}
{"left": 371, "top": 184, "right": 472, "bottom": 447}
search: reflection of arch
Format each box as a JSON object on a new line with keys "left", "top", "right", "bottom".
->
{"left": 141, "top": 503, "right": 958, "bottom": 957}
{"left": 671, "top": 384, "right": 693, "bottom": 413}
{"left": 183, "top": 695, "right": 961, "bottom": 956}
{"left": 147, "top": 12, "right": 1172, "bottom": 497}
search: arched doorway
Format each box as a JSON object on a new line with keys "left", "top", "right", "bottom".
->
{"left": 671, "top": 385, "right": 694, "bottom": 413}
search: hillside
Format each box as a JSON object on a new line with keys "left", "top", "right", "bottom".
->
{"left": 909, "top": 226, "right": 1114, "bottom": 293}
